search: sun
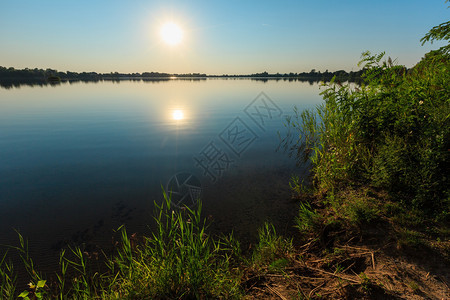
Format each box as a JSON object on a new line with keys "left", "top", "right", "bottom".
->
{"left": 172, "top": 109, "right": 184, "bottom": 120}
{"left": 160, "top": 22, "right": 183, "bottom": 46}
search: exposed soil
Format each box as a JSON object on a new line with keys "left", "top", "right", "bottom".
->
{"left": 242, "top": 212, "right": 449, "bottom": 299}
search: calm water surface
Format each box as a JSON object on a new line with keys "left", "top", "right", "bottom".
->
{"left": 0, "top": 79, "right": 322, "bottom": 271}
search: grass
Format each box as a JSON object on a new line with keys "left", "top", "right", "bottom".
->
{"left": 251, "top": 222, "right": 294, "bottom": 272}
{"left": 108, "top": 190, "right": 243, "bottom": 299}
{"left": 0, "top": 192, "right": 300, "bottom": 299}
{"left": 0, "top": 251, "right": 16, "bottom": 299}
{"left": 295, "top": 202, "right": 322, "bottom": 233}
{"left": 0, "top": 190, "right": 244, "bottom": 299}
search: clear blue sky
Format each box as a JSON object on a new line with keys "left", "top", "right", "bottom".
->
{"left": 0, "top": 0, "right": 448, "bottom": 74}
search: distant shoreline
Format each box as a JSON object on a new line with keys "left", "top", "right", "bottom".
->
{"left": 0, "top": 76, "right": 363, "bottom": 89}
{"left": 0, "top": 66, "right": 365, "bottom": 88}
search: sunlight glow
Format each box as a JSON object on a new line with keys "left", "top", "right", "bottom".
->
{"left": 160, "top": 22, "right": 183, "bottom": 45}
{"left": 172, "top": 109, "right": 184, "bottom": 120}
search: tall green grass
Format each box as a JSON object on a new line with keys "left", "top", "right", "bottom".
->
{"left": 108, "top": 190, "right": 242, "bottom": 298}
{"left": 0, "top": 189, "right": 302, "bottom": 299}
{"left": 1, "top": 190, "right": 243, "bottom": 299}
{"left": 0, "top": 251, "right": 16, "bottom": 299}
{"left": 251, "top": 222, "right": 294, "bottom": 273}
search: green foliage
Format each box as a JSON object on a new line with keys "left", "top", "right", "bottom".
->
{"left": 358, "top": 272, "right": 372, "bottom": 292}
{"left": 289, "top": 174, "right": 311, "bottom": 198}
{"left": 268, "top": 258, "right": 289, "bottom": 272}
{"left": 397, "top": 229, "right": 426, "bottom": 248}
{"left": 0, "top": 251, "right": 16, "bottom": 300}
{"left": 281, "top": 78, "right": 373, "bottom": 193}
{"left": 343, "top": 198, "right": 380, "bottom": 225}
{"left": 295, "top": 202, "right": 322, "bottom": 233}
{"left": 108, "top": 191, "right": 242, "bottom": 298}
{"left": 334, "top": 263, "right": 344, "bottom": 274}
{"left": 252, "top": 223, "right": 293, "bottom": 270}
{"left": 283, "top": 21, "right": 450, "bottom": 216}
{"left": 408, "top": 281, "right": 420, "bottom": 292}
{"left": 326, "top": 189, "right": 381, "bottom": 226}
{"left": 0, "top": 190, "right": 243, "bottom": 299}
{"left": 420, "top": 2, "right": 450, "bottom": 55}
{"left": 18, "top": 280, "right": 46, "bottom": 300}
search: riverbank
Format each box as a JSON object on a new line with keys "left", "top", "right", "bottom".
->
{"left": 2, "top": 186, "right": 448, "bottom": 299}
{"left": 244, "top": 185, "right": 449, "bottom": 299}
{"left": 253, "top": 19, "right": 449, "bottom": 298}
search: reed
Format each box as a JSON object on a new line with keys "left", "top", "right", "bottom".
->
{"left": 1, "top": 190, "right": 243, "bottom": 299}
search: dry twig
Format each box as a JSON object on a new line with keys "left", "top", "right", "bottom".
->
{"left": 305, "top": 265, "right": 360, "bottom": 284}
{"left": 265, "top": 284, "right": 288, "bottom": 300}
{"left": 371, "top": 252, "right": 376, "bottom": 270}
{"left": 308, "top": 282, "right": 325, "bottom": 299}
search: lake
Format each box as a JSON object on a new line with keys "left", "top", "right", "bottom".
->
{"left": 0, "top": 78, "right": 323, "bottom": 272}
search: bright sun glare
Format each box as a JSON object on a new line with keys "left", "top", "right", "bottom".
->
{"left": 160, "top": 22, "right": 183, "bottom": 45}
{"left": 172, "top": 109, "right": 184, "bottom": 120}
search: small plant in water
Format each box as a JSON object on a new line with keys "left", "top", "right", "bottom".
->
{"left": 18, "top": 280, "right": 46, "bottom": 300}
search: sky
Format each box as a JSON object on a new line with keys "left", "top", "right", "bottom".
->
{"left": 0, "top": 0, "right": 448, "bottom": 74}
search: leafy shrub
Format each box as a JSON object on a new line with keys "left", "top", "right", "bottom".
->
{"left": 283, "top": 21, "right": 450, "bottom": 217}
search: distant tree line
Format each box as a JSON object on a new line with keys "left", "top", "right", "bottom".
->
{"left": 210, "top": 69, "right": 366, "bottom": 83}
{"left": 0, "top": 66, "right": 371, "bottom": 86}
{"left": 0, "top": 66, "right": 103, "bottom": 82}
{"left": 0, "top": 67, "right": 208, "bottom": 82}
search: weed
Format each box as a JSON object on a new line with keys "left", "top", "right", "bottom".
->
{"left": 107, "top": 190, "right": 243, "bottom": 298}
{"left": 334, "top": 263, "right": 344, "bottom": 274}
{"left": 359, "top": 272, "right": 372, "bottom": 292}
{"left": 397, "top": 229, "right": 425, "bottom": 248}
{"left": 252, "top": 222, "right": 293, "bottom": 270}
{"left": 408, "top": 281, "right": 420, "bottom": 292}
{"left": 268, "top": 258, "right": 289, "bottom": 273}
{"left": 0, "top": 251, "right": 16, "bottom": 300}
{"left": 1, "top": 190, "right": 243, "bottom": 299}
{"left": 295, "top": 202, "right": 321, "bottom": 233}
{"left": 18, "top": 280, "right": 46, "bottom": 300}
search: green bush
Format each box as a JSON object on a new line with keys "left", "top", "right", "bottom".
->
{"left": 284, "top": 21, "right": 450, "bottom": 217}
